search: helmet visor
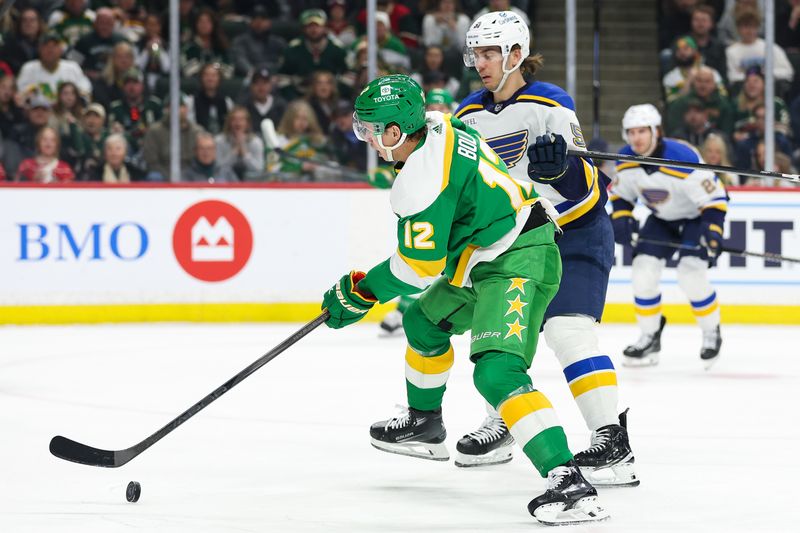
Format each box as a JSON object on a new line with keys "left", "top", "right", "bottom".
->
{"left": 352, "top": 113, "right": 386, "bottom": 142}
{"left": 463, "top": 46, "right": 477, "bottom": 67}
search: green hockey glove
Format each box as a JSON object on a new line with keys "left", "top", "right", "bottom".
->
{"left": 322, "top": 271, "right": 377, "bottom": 329}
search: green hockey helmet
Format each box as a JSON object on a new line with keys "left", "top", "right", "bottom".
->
{"left": 353, "top": 75, "right": 426, "bottom": 142}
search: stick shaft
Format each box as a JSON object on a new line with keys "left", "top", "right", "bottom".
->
{"left": 570, "top": 149, "right": 800, "bottom": 184}
{"left": 635, "top": 237, "right": 800, "bottom": 264}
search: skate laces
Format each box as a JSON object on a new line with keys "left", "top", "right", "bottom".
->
{"left": 583, "top": 427, "right": 612, "bottom": 454}
{"left": 465, "top": 416, "right": 507, "bottom": 444}
{"left": 630, "top": 331, "right": 655, "bottom": 350}
{"left": 546, "top": 465, "right": 572, "bottom": 490}
{"left": 702, "top": 329, "right": 720, "bottom": 349}
{"left": 384, "top": 405, "right": 412, "bottom": 430}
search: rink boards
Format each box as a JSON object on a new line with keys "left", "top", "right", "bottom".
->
{"left": 0, "top": 184, "right": 798, "bottom": 324}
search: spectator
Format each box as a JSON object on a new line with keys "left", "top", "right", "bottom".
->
{"left": 687, "top": 4, "right": 728, "bottom": 83}
{"left": 71, "top": 8, "right": 126, "bottom": 81}
{"left": 425, "top": 87, "right": 456, "bottom": 113}
{"left": 327, "top": 0, "right": 357, "bottom": 48}
{"left": 214, "top": 106, "right": 264, "bottom": 181}
{"left": 51, "top": 82, "right": 86, "bottom": 170}
{"left": 279, "top": 9, "right": 348, "bottom": 100}
{"left": 776, "top": 0, "right": 800, "bottom": 54}
{"left": 673, "top": 98, "right": 724, "bottom": 147}
{"left": 49, "top": 0, "right": 96, "bottom": 49}
{"left": 187, "top": 63, "right": 233, "bottom": 135}
{"left": 701, "top": 132, "right": 739, "bottom": 185}
{"left": 230, "top": 5, "right": 286, "bottom": 78}
{"left": 3, "top": 94, "right": 54, "bottom": 177}
{"left": 718, "top": 0, "right": 765, "bottom": 45}
{"left": 0, "top": 74, "right": 25, "bottom": 139}
{"left": 239, "top": 65, "right": 287, "bottom": 133}
{"left": 87, "top": 133, "right": 144, "bottom": 183}
{"left": 472, "top": 0, "right": 530, "bottom": 26}
{"left": 412, "top": 45, "right": 459, "bottom": 97}
{"left": 733, "top": 102, "right": 793, "bottom": 169}
{"left": 659, "top": 0, "right": 698, "bottom": 51}
{"left": 751, "top": 138, "right": 797, "bottom": 186}
{"left": 142, "top": 96, "right": 204, "bottom": 181}
{"left": 306, "top": 70, "right": 343, "bottom": 133}
{"left": 351, "top": 11, "right": 410, "bottom": 74}
{"left": 136, "top": 13, "right": 171, "bottom": 95}
{"left": 181, "top": 8, "right": 233, "bottom": 79}
{"left": 109, "top": 67, "right": 162, "bottom": 154}
{"left": 662, "top": 36, "right": 725, "bottom": 103}
{"left": 667, "top": 66, "right": 735, "bottom": 137}
{"left": 92, "top": 41, "right": 136, "bottom": 109}
{"left": 726, "top": 9, "right": 794, "bottom": 93}
{"left": 422, "top": 0, "right": 471, "bottom": 54}
{"left": 328, "top": 100, "right": 366, "bottom": 172}
{"left": 75, "top": 103, "right": 108, "bottom": 180}
{"left": 0, "top": 8, "right": 44, "bottom": 75}
{"left": 358, "top": 0, "right": 422, "bottom": 49}
{"left": 733, "top": 66, "right": 791, "bottom": 143}
{"left": 112, "top": 0, "right": 148, "bottom": 44}
{"left": 270, "top": 99, "right": 329, "bottom": 180}
{"left": 183, "top": 132, "right": 237, "bottom": 182}
{"left": 15, "top": 126, "right": 75, "bottom": 182}
{"left": 16, "top": 32, "right": 92, "bottom": 103}
{"left": 174, "top": 0, "right": 199, "bottom": 44}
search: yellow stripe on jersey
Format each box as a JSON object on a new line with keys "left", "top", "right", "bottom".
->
{"left": 441, "top": 116, "right": 455, "bottom": 192}
{"left": 454, "top": 104, "right": 483, "bottom": 118}
{"left": 450, "top": 244, "right": 479, "bottom": 287}
{"left": 557, "top": 159, "right": 600, "bottom": 226}
{"left": 616, "top": 162, "right": 640, "bottom": 172}
{"left": 659, "top": 166, "right": 691, "bottom": 179}
{"left": 702, "top": 203, "right": 728, "bottom": 212}
{"left": 516, "top": 94, "right": 562, "bottom": 107}
{"left": 397, "top": 249, "right": 447, "bottom": 278}
{"left": 611, "top": 210, "right": 633, "bottom": 219}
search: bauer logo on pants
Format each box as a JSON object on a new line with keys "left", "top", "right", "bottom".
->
{"left": 173, "top": 200, "right": 253, "bottom": 282}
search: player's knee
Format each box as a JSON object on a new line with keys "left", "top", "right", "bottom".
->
{"left": 677, "top": 256, "right": 711, "bottom": 295}
{"left": 402, "top": 299, "right": 447, "bottom": 353}
{"left": 631, "top": 254, "right": 664, "bottom": 294}
{"left": 472, "top": 351, "right": 531, "bottom": 408}
{"left": 544, "top": 316, "right": 599, "bottom": 361}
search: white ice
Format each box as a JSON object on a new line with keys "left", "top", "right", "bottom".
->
{"left": 1, "top": 322, "right": 798, "bottom": 532}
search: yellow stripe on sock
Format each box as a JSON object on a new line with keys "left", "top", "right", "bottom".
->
{"left": 569, "top": 371, "right": 618, "bottom": 398}
{"left": 635, "top": 305, "right": 662, "bottom": 316}
{"left": 692, "top": 301, "right": 719, "bottom": 317}
{"left": 404, "top": 345, "right": 454, "bottom": 375}
{"left": 498, "top": 391, "right": 553, "bottom": 429}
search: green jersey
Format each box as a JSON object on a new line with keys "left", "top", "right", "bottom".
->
{"left": 361, "top": 111, "right": 539, "bottom": 302}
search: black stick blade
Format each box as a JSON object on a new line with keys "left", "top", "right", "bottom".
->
{"left": 49, "top": 436, "right": 119, "bottom": 467}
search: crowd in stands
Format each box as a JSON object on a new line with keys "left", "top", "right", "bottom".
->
{"left": 0, "top": 0, "right": 796, "bottom": 186}
{"left": 658, "top": 0, "right": 800, "bottom": 185}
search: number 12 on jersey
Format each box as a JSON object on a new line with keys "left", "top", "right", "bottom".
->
{"left": 404, "top": 221, "right": 435, "bottom": 249}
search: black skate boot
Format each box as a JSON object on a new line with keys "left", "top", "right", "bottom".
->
{"left": 623, "top": 315, "right": 666, "bottom": 367}
{"left": 454, "top": 416, "right": 514, "bottom": 467}
{"left": 574, "top": 409, "right": 640, "bottom": 487}
{"left": 370, "top": 406, "right": 449, "bottom": 461}
{"left": 528, "top": 460, "right": 610, "bottom": 525}
{"left": 378, "top": 310, "right": 404, "bottom": 336}
{"left": 700, "top": 326, "right": 722, "bottom": 369}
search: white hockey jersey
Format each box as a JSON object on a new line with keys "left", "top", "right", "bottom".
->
{"left": 454, "top": 81, "right": 604, "bottom": 228}
{"left": 610, "top": 139, "right": 728, "bottom": 221}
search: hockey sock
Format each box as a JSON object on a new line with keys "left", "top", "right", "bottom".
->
{"left": 632, "top": 254, "right": 665, "bottom": 333}
{"left": 473, "top": 351, "right": 572, "bottom": 477}
{"left": 405, "top": 344, "right": 454, "bottom": 411}
{"left": 544, "top": 316, "right": 618, "bottom": 430}
{"left": 677, "top": 256, "right": 720, "bottom": 331}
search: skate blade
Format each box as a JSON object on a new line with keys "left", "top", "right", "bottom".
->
{"left": 622, "top": 352, "right": 659, "bottom": 367}
{"left": 702, "top": 354, "right": 720, "bottom": 370}
{"left": 454, "top": 446, "right": 513, "bottom": 468}
{"left": 533, "top": 496, "right": 610, "bottom": 526}
{"left": 370, "top": 438, "right": 449, "bottom": 461}
{"left": 580, "top": 461, "right": 640, "bottom": 487}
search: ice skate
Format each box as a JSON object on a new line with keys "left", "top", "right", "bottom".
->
{"left": 370, "top": 406, "right": 449, "bottom": 461}
{"left": 623, "top": 315, "right": 666, "bottom": 367}
{"left": 700, "top": 325, "right": 722, "bottom": 369}
{"left": 378, "top": 310, "right": 404, "bottom": 336}
{"left": 454, "top": 416, "right": 514, "bottom": 467}
{"left": 574, "top": 409, "right": 639, "bottom": 487}
{"left": 528, "top": 460, "right": 610, "bottom": 526}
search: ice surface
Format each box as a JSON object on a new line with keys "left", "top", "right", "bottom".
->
{"left": 0, "top": 322, "right": 797, "bottom": 532}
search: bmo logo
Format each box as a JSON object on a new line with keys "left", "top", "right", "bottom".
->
{"left": 173, "top": 200, "right": 253, "bottom": 282}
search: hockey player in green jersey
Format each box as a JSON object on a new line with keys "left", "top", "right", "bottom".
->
{"left": 321, "top": 74, "right": 609, "bottom": 525}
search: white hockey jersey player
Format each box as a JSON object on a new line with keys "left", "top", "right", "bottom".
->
{"left": 454, "top": 81, "right": 605, "bottom": 228}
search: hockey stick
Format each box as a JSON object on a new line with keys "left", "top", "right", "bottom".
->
{"left": 634, "top": 236, "right": 800, "bottom": 264}
{"left": 49, "top": 310, "right": 330, "bottom": 468}
{"left": 569, "top": 149, "right": 800, "bottom": 184}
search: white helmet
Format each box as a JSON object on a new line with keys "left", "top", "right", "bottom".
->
{"left": 464, "top": 11, "right": 530, "bottom": 94}
{"left": 621, "top": 104, "right": 661, "bottom": 155}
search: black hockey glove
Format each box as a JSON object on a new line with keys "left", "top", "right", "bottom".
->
{"left": 611, "top": 210, "right": 638, "bottom": 246}
{"left": 527, "top": 134, "right": 568, "bottom": 182}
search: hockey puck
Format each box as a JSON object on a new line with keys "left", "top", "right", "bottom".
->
{"left": 126, "top": 481, "right": 141, "bottom": 502}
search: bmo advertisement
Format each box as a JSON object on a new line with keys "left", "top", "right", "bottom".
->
{"left": 0, "top": 185, "right": 798, "bottom": 324}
